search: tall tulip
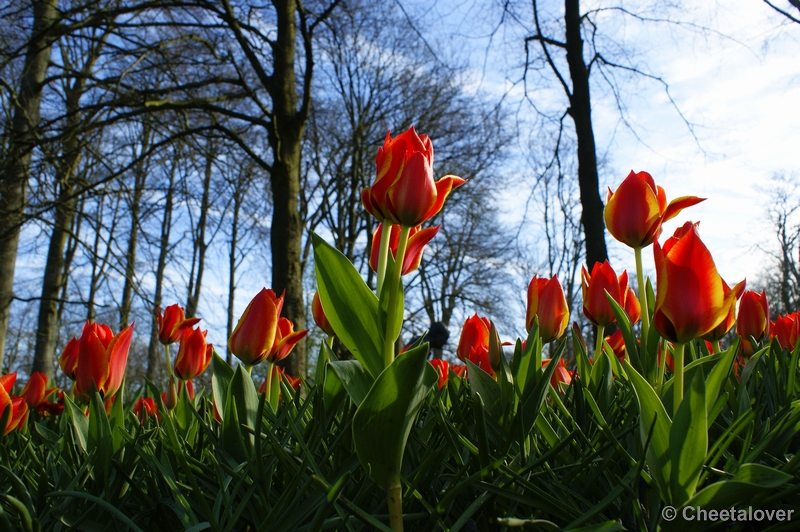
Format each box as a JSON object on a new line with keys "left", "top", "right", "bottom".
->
{"left": 73, "top": 321, "right": 135, "bottom": 401}
{"left": 174, "top": 328, "right": 212, "bottom": 380}
{"left": 157, "top": 304, "right": 201, "bottom": 345}
{"left": 59, "top": 337, "right": 80, "bottom": 380}
{"left": 772, "top": 312, "right": 799, "bottom": 352}
{"left": 429, "top": 359, "right": 449, "bottom": 389}
{"left": 369, "top": 223, "right": 440, "bottom": 276}
{"left": 581, "top": 261, "right": 640, "bottom": 328}
{"left": 542, "top": 358, "right": 572, "bottom": 389}
{"left": 456, "top": 314, "right": 494, "bottom": 377}
{"left": 361, "top": 127, "right": 465, "bottom": 228}
{"left": 20, "top": 372, "right": 58, "bottom": 408}
{"left": 0, "top": 385, "right": 28, "bottom": 435}
{"left": 526, "top": 275, "right": 570, "bottom": 343}
{"left": 736, "top": 290, "right": 769, "bottom": 356}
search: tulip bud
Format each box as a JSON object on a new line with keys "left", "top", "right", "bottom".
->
{"left": 429, "top": 359, "right": 449, "bottom": 389}
{"left": 581, "top": 261, "right": 638, "bottom": 328}
{"left": 312, "top": 291, "right": 335, "bottom": 337}
{"left": 736, "top": 290, "right": 769, "bottom": 356}
{"left": 455, "top": 314, "right": 494, "bottom": 377}
{"left": 20, "top": 372, "right": 58, "bottom": 408}
{"left": 157, "top": 304, "right": 201, "bottom": 345}
{"left": 526, "top": 275, "right": 570, "bottom": 342}
{"left": 165, "top": 376, "right": 178, "bottom": 411}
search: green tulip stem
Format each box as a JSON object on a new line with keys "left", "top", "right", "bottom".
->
{"left": 387, "top": 479, "right": 404, "bottom": 532}
{"left": 383, "top": 226, "right": 410, "bottom": 368}
{"left": 594, "top": 324, "right": 606, "bottom": 363}
{"left": 263, "top": 361, "right": 273, "bottom": 409}
{"left": 376, "top": 220, "right": 393, "bottom": 295}
{"left": 164, "top": 344, "right": 174, "bottom": 379}
{"left": 656, "top": 339, "right": 667, "bottom": 395}
{"left": 634, "top": 246, "right": 650, "bottom": 341}
{"left": 326, "top": 336, "right": 334, "bottom": 350}
{"left": 711, "top": 340, "right": 720, "bottom": 354}
{"left": 673, "top": 342, "right": 686, "bottom": 418}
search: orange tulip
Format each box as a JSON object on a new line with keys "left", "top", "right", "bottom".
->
{"left": 542, "top": 358, "right": 572, "bottom": 389}
{"left": 20, "top": 372, "right": 58, "bottom": 408}
{"left": 701, "top": 279, "right": 747, "bottom": 343}
{"left": 455, "top": 314, "right": 494, "bottom": 376}
{"left": 369, "top": 223, "right": 440, "bottom": 275}
{"left": 174, "top": 328, "right": 212, "bottom": 380}
{"left": 229, "top": 288, "right": 308, "bottom": 366}
{"left": 133, "top": 397, "right": 160, "bottom": 423}
{"left": 604, "top": 170, "right": 705, "bottom": 249}
{"left": 736, "top": 290, "right": 769, "bottom": 355}
{"left": 429, "top": 359, "right": 449, "bottom": 389}
{"left": 581, "top": 261, "right": 639, "bottom": 327}
{"left": 157, "top": 304, "right": 201, "bottom": 345}
{"left": 362, "top": 127, "right": 465, "bottom": 227}
{"left": 653, "top": 222, "right": 739, "bottom": 343}
{"left": 59, "top": 337, "right": 80, "bottom": 380}
{"left": 0, "top": 385, "right": 28, "bottom": 434}
{"left": 526, "top": 275, "right": 570, "bottom": 343}
{"left": 311, "top": 291, "right": 335, "bottom": 336}
{"left": 451, "top": 364, "right": 467, "bottom": 378}
{"left": 772, "top": 312, "right": 799, "bottom": 352}
{"left": 0, "top": 372, "right": 16, "bottom": 393}
{"left": 605, "top": 330, "right": 627, "bottom": 363}
{"left": 73, "top": 321, "right": 135, "bottom": 401}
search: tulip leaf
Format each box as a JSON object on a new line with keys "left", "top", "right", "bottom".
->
{"left": 63, "top": 394, "right": 88, "bottom": 453}
{"left": 328, "top": 359, "right": 374, "bottom": 407}
{"left": 700, "top": 344, "right": 736, "bottom": 418}
{"left": 516, "top": 344, "right": 564, "bottom": 435}
{"left": 682, "top": 463, "right": 791, "bottom": 510}
{"left": 625, "top": 360, "right": 671, "bottom": 500}
{"left": 467, "top": 359, "right": 503, "bottom": 422}
{"left": 221, "top": 365, "right": 258, "bottom": 460}
{"left": 211, "top": 351, "right": 234, "bottom": 422}
{"left": 605, "top": 292, "right": 643, "bottom": 375}
{"left": 313, "top": 233, "right": 383, "bottom": 378}
{"left": 669, "top": 369, "right": 706, "bottom": 505}
{"left": 571, "top": 323, "right": 592, "bottom": 387}
{"left": 323, "top": 362, "right": 346, "bottom": 411}
{"left": 352, "top": 343, "right": 437, "bottom": 489}
{"left": 88, "top": 390, "right": 113, "bottom": 474}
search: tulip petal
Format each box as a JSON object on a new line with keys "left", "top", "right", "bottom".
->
{"left": 402, "top": 225, "right": 439, "bottom": 274}
{"left": 424, "top": 175, "right": 466, "bottom": 222}
{"left": 662, "top": 195, "right": 706, "bottom": 223}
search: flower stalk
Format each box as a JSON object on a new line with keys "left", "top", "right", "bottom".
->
{"left": 383, "top": 225, "right": 410, "bottom": 368}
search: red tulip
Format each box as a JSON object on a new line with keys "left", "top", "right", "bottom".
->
{"left": 0, "top": 385, "right": 28, "bottom": 435}
{"left": 73, "top": 321, "right": 134, "bottom": 401}
{"left": 362, "top": 127, "right": 465, "bottom": 227}
{"left": 0, "top": 372, "right": 16, "bottom": 393}
{"left": 542, "top": 358, "right": 572, "bottom": 389}
{"left": 772, "top": 312, "right": 799, "bottom": 352}
{"left": 259, "top": 365, "right": 302, "bottom": 394}
{"left": 59, "top": 337, "right": 80, "bottom": 380}
{"left": 20, "top": 372, "right": 58, "bottom": 408}
{"left": 429, "top": 359, "right": 449, "bottom": 389}
{"left": 369, "top": 223, "right": 440, "bottom": 275}
{"left": 455, "top": 314, "right": 494, "bottom": 376}
{"left": 702, "top": 279, "right": 747, "bottom": 343}
{"left": 157, "top": 304, "right": 201, "bottom": 345}
{"left": 581, "top": 261, "right": 639, "bottom": 328}
{"left": 174, "top": 328, "right": 212, "bottom": 380}
{"left": 736, "top": 290, "right": 769, "bottom": 355}
{"left": 229, "top": 288, "right": 308, "bottom": 366}
{"left": 311, "top": 291, "right": 335, "bottom": 337}
{"left": 604, "top": 170, "right": 705, "bottom": 249}
{"left": 133, "top": 397, "right": 160, "bottom": 423}
{"left": 526, "top": 275, "right": 570, "bottom": 343}
{"left": 451, "top": 364, "right": 467, "bottom": 378}
{"left": 605, "top": 330, "right": 627, "bottom": 363}
{"left": 653, "top": 222, "right": 738, "bottom": 343}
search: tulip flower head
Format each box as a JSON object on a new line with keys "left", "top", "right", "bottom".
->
{"left": 0, "top": 384, "right": 28, "bottom": 435}
{"left": 133, "top": 397, "right": 160, "bottom": 423}
{"left": 526, "top": 274, "right": 570, "bottom": 343}
{"left": 455, "top": 314, "right": 494, "bottom": 376}
{"left": 59, "top": 337, "right": 80, "bottom": 380}
{"left": 604, "top": 170, "right": 705, "bottom": 249}
{"left": 0, "top": 372, "right": 16, "bottom": 394}
{"left": 429, "top": 358, "right": 449, "bottom": 389}
{"left": 229, "top": 288, "right": 308, "bottom": 367}
{"left": 369, "top": 223, "right": 440, "bottom": 276}
{"left": 736, "top": 290, "right": 770, "bottom": 356}
{"left": 174, "top": 328, "right": 212, "bottom": 380}
{"left": 157, "top": 304, "right": 201, "bottom": 345}
{"left": 702, "top": 279, "right": 747, "bottom": 343}
{"left": 581, "top": 261, "right": 639, "bottom": 328}
{"left": 311, "top": 291, "right": 335, "bottom": 337}
{"left": 653, "top": 222, "right": 739, "bottom": 344}
{"left": 362, "top": 127, "right": 465, "bottom": 227}
{"left": 542, "top": 358, "right": 572, "bottom": 389}
{"left": 772, "top": 312, "right": 800, "bottom": 352}
{"left": 73, "top": 321, "right": 135, "bottom": 401}
{"left": 605, "top": 330, "right": 627, "bottom": 363}
{"left": 20, "top": 372, "right": 58, "bottom": 409}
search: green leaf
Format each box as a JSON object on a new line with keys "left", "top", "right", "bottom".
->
{"left": 515, "top": 343, "right": 564, "bottom": 434}
{"left": 88, "top": 390, "right": 113, "bottom": 473}
{"left": 467, "top": 359, "right": 503, "bottom": 421}
{"left": 625, "top": 359, "right": 672, "bottom": 500}
{"left": 323, "top": 361, "right": 346, "bottom": 411}
{"left": 606, "top": 291, "right": 642, "bottom": 375}
{"left": 313, "top": 233, "right": 383, "bottom": 378}
{"left": 684, "top": 463, "right": 791, "bottom": 508}
{"left": 63, "top": 394, "right": 88, "bottom": 453}
{"left": 221, "top": 365, "right": 259, "bottom": 460}
{"left": 328, "top": 359, "right": 374, "bottom": 407}
{"left": 378, "top": 255, "right": 404, "bottom": 345}
{"left": 669, "top": 369, "right": 706, "bottom": 505}
{"left": 211, "top": 350, "right": 234, "bottom": 421}
{"left": 352, "top": 344, "right": 437, "bottom": 488}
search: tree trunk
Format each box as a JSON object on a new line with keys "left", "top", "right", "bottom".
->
{"left": 227, "top": 185, "right": 242, "bottom": 365}
{"left": 564, "top": 0, "right": 608, "bottom": 269}
{"left": 185, "top": 142, "right": 213, "bottom": 319}
{"left": 0, "top": 0, "right": 59, "bottom": 368}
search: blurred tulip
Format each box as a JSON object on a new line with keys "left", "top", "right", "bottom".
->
{"left": 581, "top": 261, "right": 639, "bottom": 328}
{"left": 542, "top": 358, "right": 572, "bottom": 389}
{"left": 429, "top": 359, "right": 449, "bottom": 389}
{"left": 605, "top": 330, "right": 627, "bottom": 363}
{"left": 0, "top": 385, "right": 28, "bottom": 435}
{"left": 772, "top": 312, "right": 799, "bottom": 352}
{"left": 312, "top": 291, "right": 335, "bottom": 336}
{"left": 369, "top": 223, "right": 440, "bottom": 276}
{"left": 526, "top": 275, "right": 570, "bottom": 343}
{"left": 174, "top": 328, "right": 212, "bottom": 380}
{"left": 259, "top": 366, "right": 302, "bottom": 395}
{"left": 133, "top": 397, "right": 160, "bottom": 423}
{"left": 59, "top": 337, "right": 80, "bottom": 380}
{"left": 702, "top": 279, "right": 747, "bottom": 343}
{"left": 157, "top": 304, "right": 200, "bottom": 345}
{"left": 73, "top": 321, "right": 134, "bottom": 401}
{"left": 0, "top": 372, "right": 16, "bottom": 393}
{"left": 455, "top": 314, "right": 494, "bottom": 377}
{"left": 20, "top": 372, "right": 58, "bottom": 408}
{"left": 604, "top": 170, "right": 705, "bottom": 249}
{"left": 452, "top": 364, "right": 467, "bottom": 378}
{"left": 164, "top": 376, "right": 178, "bottom": 411}
{"left": 229, "top": 288, "right": 308, "bottom": 366}
{"left": 736, "top": 290, "right": 770, "bottom": 356}
{"left": 653, "top": 222, "right": 739, "bottom": 343}
{"left": 362, "top": 126, "right": 465, "bottom": 227}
